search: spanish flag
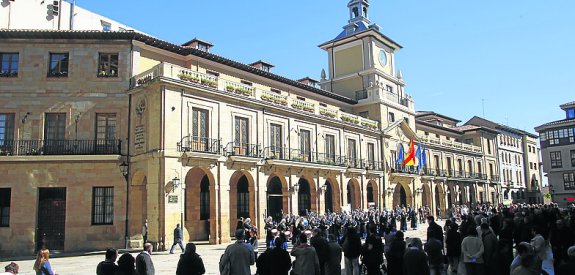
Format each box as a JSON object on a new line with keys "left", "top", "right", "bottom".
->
{"left": 404, "top": 139, "right": 415, "bottom": 166}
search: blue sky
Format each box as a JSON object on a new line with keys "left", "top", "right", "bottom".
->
{"left": 79, "top": 0, "right": 574, "bottom": 133}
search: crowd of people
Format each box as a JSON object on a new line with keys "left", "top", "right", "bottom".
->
{"left": 20, "top": 202, "right": 573, "bottom": 275}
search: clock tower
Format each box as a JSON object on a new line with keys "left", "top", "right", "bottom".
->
{"left": 319, "top": 0, "right": 415, "bottom": 130}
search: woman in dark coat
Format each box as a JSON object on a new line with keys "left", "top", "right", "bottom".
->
{"left": 114, "top": 253, "right": 138, "bottom": 275}
{"left": 445, "top": 222, "right": 462, "bottom": 274}
{"left": 176, "top": 243, "right": 205, "bottom": 275}
{"left": 386, "top": 230, "right": 406, "bottom": 275}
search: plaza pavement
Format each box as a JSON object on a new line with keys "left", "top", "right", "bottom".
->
{"left": 0, "top": 220, "right": 442, "bottom": 275}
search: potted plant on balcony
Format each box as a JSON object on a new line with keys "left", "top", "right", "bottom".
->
{"left": 226, "top": 85, "right": 236, "bottom": 93}
{"left": 201, "top": 78, "right": 217, "bottom": 88}
{"left": 234, "top": 87, "right": 253, "bottom": 96}
{"left": 319, "top": 109, "right": 336, "bottom": 118}
{"left": 341, "top": 115, "right": 359, "bottom": 124}
{"left": 361, "top": 121, "right": 378, "bottom": 129}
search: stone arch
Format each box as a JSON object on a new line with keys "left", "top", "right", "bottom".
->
{"left": 129, "top": 170, "right": 147, "bottom": 239}
{"left": 266, "top": 173, "right": 289, "bottom": 222}
{"left": 392, "top": 182, "right": 412, "bottom": 208}
{"left": 469, "top": 185, "right": 477, "bottom": 205}
{"left": 185, "top": 167, "right": 216, "bottom": 241}
{"left": 347, "top": 179, "right": 362, "bottom": 210}
{"left": 366, "top": 180, "right": 379, "bottom": 209}
{"left": 421, "top": 183, "right": 432, "bottom": 208}
{"left": 434, "top": 183, "right": 446, "bottom": 214}
{"left": 297, "top": 174, "right": 317, "bottom": 215}
{"left": 324, "top": 177, "right": 341, "bottom": 213}
{"left": 229, "top": 170, "right": 256, "bottom": 237}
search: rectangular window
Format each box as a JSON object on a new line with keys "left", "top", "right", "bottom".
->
{"left": 571, "top": 150, "right": 575, "bottom": 167}
{"left": 92, "top": 187, "right": 113, "bottom": 225}
{"left": 457, "top": 159, "right": 463, "bottom": 175}
{"left": 489, "top": 163, "right": 494, "bottom": 178}
{"left": 550, "top": 151, "right": 562, "bottom": 168}
{"left": 0, "top": 53, "right": 19, "bottom": 77}
{"left": 390, "top": 150, "right": 397, "bottom": 167}
{"left": 234, "top": 117, "right": 249, "bottom": 155}
{"left": 325, "top": 134, "right": 335, "bottom": 162}
{"left": 347, "top": 139, "right": 357, "bottom": 166}
{"left": 477, "top": 162, "right": 482, "bottom": 176}
{"left": 568, "top": 109, "right": 575, "bottom": 119}
{"left": 270, "top": 124, "right": 282, "bottom": 158}
{"left": 45, "top": 113, "right": 66, "bottom": 140}
{"left": 0, "top": 113, "right": 15, "bottom": 146}
{"left": 447, "top": 157, "right": 452, "bottom": 176}
{"left": 206, "top": 70, "right": 220, "bottom": 77}
{"left": 564, "top": 172, "right": 575, "bottom": 190}
{"left": 388, "top": 112, "right": 395, "bottom": 123}
{"left": 0, "top": 188, "right": 10, "bottom": 227}
{"left": 300, "top": 129, "right": 311, "bottom": 161}
{"left": 48, "top": 53, "right": 69, "bottom": 77}
{"left": 487, "top": 140, "right": 492, "bottom": 154}
{"left": 241, "top": 80, "right": 252, "bottom": 86}
{"left": 98, "top": 53, "right": 119, "bottom": 77}
{"left": 96, "top": 113, "right": 116, "bottom": 141}
{"left": 191, "top": 108, "right": 209, "bottom": 151}
{"left": 434, "top": 155, "right": 440, "bottom": 173}
{"left": 367, "top": 143, "right": 375, "bottom": 167}
{"left": 386, "top": 85, "right": 393, "bottom": 93}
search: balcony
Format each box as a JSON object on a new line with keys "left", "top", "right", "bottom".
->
{"left": 263, "top": 147, "right": 347, "bottom": 167}
{"left": 418, "top": 135, "right": 482, "bottom": 154}
{"left": 224, "top": 142, "right": 261, "bottom": 158}
{"left": 131, "top": 63, "right": 380, "bottom": 131}
{"left": 177, "top": 136, "right": 221, "bottom": 155}
{"left": 0, "top": 139, "right": 121, "bottom": 156}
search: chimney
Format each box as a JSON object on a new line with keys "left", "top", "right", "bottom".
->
{"left": 181, "top": 38, "right": 213, "bottom": 52}
{"left": 249, "top": 60, "right": 274, "bottom": 72}
{"left": 298, "top": 77, "right": 319, "bottom": 88}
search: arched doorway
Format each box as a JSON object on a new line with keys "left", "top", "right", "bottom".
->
{"left": 367, "top": 182, "right": 374, "bottom": 207}
{"left": 185, "top": 167, "right": 215, "bottom": 241}
{"left": 129, "top": 171, "right": 147, "bottom": 240}
{"left": 324, "top": 180, "right": 333, "bottom": 213}
{"left": 298, "top": 178, "right": 311, "bottom": 216}
{"left": 393, "top": 183, "right": 409, "bottom": 208}
{"left": 434, "top": 184, "right": 445, "bottom": 214}
{"left": 422, "top": 183, "right": 431, "bottom": 208}
{"left": 347, "top": 180, "right": 361, "bottom": 210}
{"left": 229, "top": 171, "right": 256, "bottom": 236}
{"left": 469, "top": 185, "right": 476, "bottom": 205}
{"left": 267, "top": 176, "right": 283, "bottom": 222}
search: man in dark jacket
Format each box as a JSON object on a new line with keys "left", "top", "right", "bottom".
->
{"left": 343, "top": 227, "right": 362, "bottom": 275}
{"left": 362, "top": 226, "right": 384, "bottom": 275}
{"left": 176, "top": 242, "right": 205, "bottom": 275}
{"left": 445, "top": 222, "right": 462, "bottom": 274}
{"left": 426, "top": 216, "right": 443, "bottom": 246}
{"left": 136, "top": 243, "right": 155, "bottom": 275}
{"left": 424, "top": 236, "right": 443, "bottom": 275}
{"left": 481, "top": 223, "right": 499, "bottom": 275}
{"left": 96, "top": 248, "right": 118, "bottom": 275}
{"left": 386, "top": 230, "right": 406, "bottom": 275}
{"left": 557, "top": 245, "right": 575, "bottom": 275}
{"left": 403, "top": 238, "right": 430, "bottom": 275}
{"left": 170, "top": 224, "right": 185, "bottom": 254}
{"left": 267, "top": 237, "right": 292, "bottom": 275}
{"left": 310, "top": 228, "right": 329, "bottom": 275}
{"left": 325, "top": 234, "right": 342, "bottom": 275}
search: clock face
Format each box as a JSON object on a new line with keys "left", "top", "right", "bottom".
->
{"left": 378, "top": 49, "right": 388, "bottom": 66}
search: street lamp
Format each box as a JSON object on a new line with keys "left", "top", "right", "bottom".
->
{"left": 119, "top": 161, "right": 129, "bottom": 180}
{"left": 416, "top": 187, "right": 423, "bottom": 195}
{"left": 321, "top": 183, "right": 328, "bottom": 192}
{"left": 291, "top": 183, "right": 300, "bottom": 193}
{"left": 172, "top": 176, "right": 182, "bottom": 190}
{"left": 119, "top": 160, "right": 129, "bottom": 249}
{"left": 386, "top": 187, "right": 394, "bottom": 196}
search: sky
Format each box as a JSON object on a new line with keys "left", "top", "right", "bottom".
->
{"left": 78, "top": 0, "right": 575, "bottom": 133}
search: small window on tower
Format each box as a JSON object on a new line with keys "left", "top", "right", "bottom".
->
{"left": 386, "top": 85, "right": 393, "bottom": 93}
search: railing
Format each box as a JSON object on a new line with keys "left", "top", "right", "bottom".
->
{"left": 400, "top": 97, "right": 409, "bottom": 107}
{"left": 391, "top": 164, "right": 418, "bottom": 174}
{"left": 343, "top": 157, "right": 364, "bottom": 169}
{"left": 263, "top": 147, "right": 347, "bottom": 166}
{"left": 131, "top": 63, "right": 381, "bottom": 131}
{"left": 177, "top": 136, "right": 221, "bottom": 154}
{"left": 0, "top": 139, "right": 121, "bottom": 156}
{"left": 490, "top": 175, "right": 500, "bottom": 182}
{"left": 363, "top": 160, "right": 384, "bottom": 171}
{"left": 418, "top": 135, "right": 482, "bottom": 153}
{"left": 224, "top": 142, "right": 261, "bottom": 158}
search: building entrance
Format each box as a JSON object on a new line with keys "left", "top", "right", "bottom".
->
{"left": 36, "top": 188, "right": 66, "bottom": 251}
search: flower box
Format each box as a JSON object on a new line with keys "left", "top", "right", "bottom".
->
{"left": 319, "top": 109, "right": 336, "bottom": 118}
{"left": 234, "top": 87, "right": 253, "bottom": 96}
{"left": 361, "top": 121, "right": 378, "bottom": 129}
{"left": 226, "top": 85, "right": 236, "bottom": 92}
{"left": 341, "top": 115, "right": 359, "bottom": 124}
{"left": 201, "top": 78, "right": 217, "bottom": 88}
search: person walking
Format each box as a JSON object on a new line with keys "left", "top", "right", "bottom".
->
{"left": 325, "top": 234, "right": 342, "bottom": 275}
{"left": 362, "top": 226, "right": 384, "bottom": 275}
{"left": 219, "top": 229, "right": 255, "bottom": 275}
{"left": 386, "top": 230, "right": 406, "bottom": 275}
{"left": 136, "top": 243, "right": 155, "bottom": 275}
{"left": 176, "top": 242, "right": 205, "bottom": 275}
{"left": 310, "top": 228, "right": 329, "bottom": 275}
{"left": 115, "top": 253, "right": 138, "bottom": 275}
{"left": 425, "top": 235, "right": 444, "bottom": 275}
{"left": 445, "top": 222, "right": 462, "bottom": 274}
{"left": 342, "top": 227, "right": 362, "bottom": 275}
{"left": 291, "top": 233, "right": 320, "bottom": 275}
{"left": 142, "top": 220, "right": 148, "bottom": 244}
{"left": 426, "top": 216, "right": 444, "bottom": 246}
{"left": 170, "top": 224, "right": 185, "bottom": 254}
{"left": 96, "top": 248, "right": 119, "bottom": 275}
{"left": 403, "top": 238, "right": 430, "bottom": 275}
{"left": 33, "top": 248, "right": 55, "bottom": 275}
{"left": 480, "top": 223, "right": 499, "bottom": 275}
{"left": 461, "top": 227, "right": 484, "bottom": 275}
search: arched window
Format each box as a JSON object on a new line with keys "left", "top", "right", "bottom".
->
{"left": 200, "top": 175, "right": 210, "bottom": 220}
{"left": 237, "top": 176, "right": 249, "bottom": 219}
{"left": 298, "top": 179, "right": 311, "bottom": 216}
{"left": 367, "top": 183, "right": 374, "bottom": 204}
{"left": 352, "top": 7, "right": 359, "bottom": 17}
{"left": 325, "top": 181, "right": 333, "bottom": 212}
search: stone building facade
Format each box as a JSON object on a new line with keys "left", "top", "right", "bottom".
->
{"left": 0, "top": 1, "right": 518, "bottom": 256}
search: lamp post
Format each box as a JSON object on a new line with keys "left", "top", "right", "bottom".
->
{"left": 119, "top": 160, "right": 129, "bottom": 249}
{"left": 171, "top": 176, "right": 184, "bottom": 230}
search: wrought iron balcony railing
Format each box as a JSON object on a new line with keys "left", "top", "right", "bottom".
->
{"left": 224, "top": 142, "right": 261, "bottom": 158}
{"left": 177, "top": 136, "right": 221, "bottom": 155}
{"left": 263, "top": 147, "right": 347, "bottom": 166}
{"left": 0, "top": 139, "right": 121, "bottom": 156}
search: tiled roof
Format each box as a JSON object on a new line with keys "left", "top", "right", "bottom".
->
{"left": 560, "top": 101, "right": 575, "bottom": 108}
{"left": 0, "top": 29, "right": 357, "bottom": 105}
{"left": 535, "top": 118, "right": 575, "bottom": 129}
{"left": 466, "top": 116, "right": 537, "bottom": 138}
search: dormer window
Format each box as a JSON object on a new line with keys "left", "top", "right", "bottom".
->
{"left": 197, "top": 44, "right": 208, "bottom": 52}
{"left": 261, "top": 64, "right": 271, "bottom": 72}
{"left": 567, "top": 108, "right": 575, "bottom": 119}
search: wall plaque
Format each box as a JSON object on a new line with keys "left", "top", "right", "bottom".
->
{"left": 168, "top": 195, "right": 178, "bottom": 204}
